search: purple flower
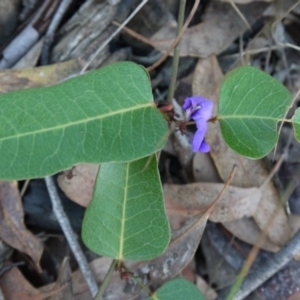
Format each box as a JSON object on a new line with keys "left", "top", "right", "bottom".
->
{"left": 183, "top": 96, "right": 213, "bottom": 152}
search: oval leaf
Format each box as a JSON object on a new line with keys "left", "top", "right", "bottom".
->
{"left": 0, "top": 62, "right": 167, "bottom": 180}
{"left": 147, "top": 279, "right": 205, "bottom": 300}
{"left": 218, "top": 66, "right": 292, "bottom": 158}
{"left": 292, "top": 107, "right": 300, "bottom": 142}
{"left": 81, "top": 156, "right": 170, "bottom": 261}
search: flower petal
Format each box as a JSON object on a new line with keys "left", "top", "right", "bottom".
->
{"left": 182, "top": 98, "right": 192, "bottom": 111}
{"left": 191, "top": 99, "right": 213, "bottom": 121}
{"left": 199, "top": 140, "right": 210, "bottom": 152}
{"left": 183, "top": 96, "right": 213, "bottom": 122}
{"left": 192, "top": 120, "right": 207, "bottom": 152}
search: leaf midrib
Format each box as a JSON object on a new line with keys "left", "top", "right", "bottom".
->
{"left": 118, "top": 163, "right": 129, "bottom": 260}
{"left": 218, "top": 115, "right": 279, "bottom": 121}
{"left": 0, "top": 103, "right": 152, "bottom": 143}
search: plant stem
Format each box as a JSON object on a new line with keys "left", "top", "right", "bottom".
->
{"left": 94, "top": 259, "right": 118, "bottom": 300}
{"left": 166, "top": 0, "right": 186, "bottom": 104}
{"left": 122, "top": 263, "right": 152, "bottom": 295}
{"left": 147, "top": 0, "right": 200, "bottom": 72}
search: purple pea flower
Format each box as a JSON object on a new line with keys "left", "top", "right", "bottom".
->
{"left": 182, "top": 96, "right": 213, "bottom": 153}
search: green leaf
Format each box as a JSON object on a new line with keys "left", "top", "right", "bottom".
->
{"left": 0, "top": 62, "right": 168, "bottom": 180}
{"left": 292, "top": 108, "right": 300, "bottom": 142}
{"left": 81, "top": 156, "right": 170, "bottom": 260}
{"left": 147, "top": 279, "right": 205, "bottom": 300}
{"left": 218, "top": 66, "right": 292, "bottom": 159}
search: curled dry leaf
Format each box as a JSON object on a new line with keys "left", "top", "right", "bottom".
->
{"left": 164, "top": 183, "right": 261, "bottom": 226}
{"left": 58, "top": 163, "right": 99, "bottom": 207}
{"left": 150, "top": 1, "right": 269, "bottom": 58}
{"left": 222, "top": 218, "right": 280, "bottom": 252}
{"left": 0, "top": 59, "right": 81, "bottom": 93}
{"left": 192, "top": 55, "right": 292, "bottom": 246}
{"left": 40, "top": 257, "right": 73, "bottom": 300}
{"left": 139, "top": 212, "right": 209, "bottom": 289}
{"left": 0, "top": 181, "right": 43, "bottom": 270}
{"left": 0, "top": 267, "right": 60, "bottom": 300}
{"left": 13, "top": 39, "right": 44, "bottom": 70}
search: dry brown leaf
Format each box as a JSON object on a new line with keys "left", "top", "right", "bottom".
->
{"left": 196, "top": 276, "right": 217, "bottom": 300}
{"left": 40, "top": 257, "right": 73, "bottom": 300}
{"left": 0, "top": 59, "right": 81, "bottom": 93}
{"left": 192, "top": 56, "right": 292, "bottom": 246}
{"left": 0, "top": 267, "right": 59, "bottom": 300}
{"left": 193, "top": 152, "right": 221, "bottom": 183}
{"left": 288, "top": 213, "right": 300, "bottom": 235}
{"left": 0, "top": 181, "right": 43, "bottom": 270}
{"left": 150, "top": 1, "right": 269, "bottom": 58}
{"left": 164, "top": 183, "right": 261, "bottom": 225}
{"left": 222, "top": 218, "right": 280, "bottom": 252}
{"left": 13, "top": 40, "right": 44, "bottom": 70}
{"left": 140, "top": 212, "right": 209, "bottom": 288}
{"left": 58, "top": 164, "right": 99, "bottom": 207}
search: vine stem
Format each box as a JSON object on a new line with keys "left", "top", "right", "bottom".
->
{"left": 94, "top": 259, "right": 118, "bottom": 300}
{"left": 166, "top": 0, "right": 186, "bottom": 104}
{"left": 121, "top": 263, "right": 152, "bottom": 296}
{"left": 146, "top": 0, "right": 200, "bottom": 72}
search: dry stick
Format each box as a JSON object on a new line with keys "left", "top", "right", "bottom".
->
{"left": 41, "top": 2, "right": 99, "bottom": 294}
{"left": 223, "top": 45, "right": 288, "bottom": 59}
{"left": 166, "top": 0, "right": 186, "bottom": 104}
{"left": 111, "top": 21, "right": 158, "bottom": 46}
{"left": 146, "top": 0, "right": 201, "bottom": 72}
{"left": 41, "top": 0, "right": 73, "bottom": 65}
{"left": 233, "top": 229, "right": 300, "bottom": 300}
{"left": 80, "top": 0, "right": 148, "bottom": 74}
{"left": 20, "top": 179, "right": 30, "bottom": 197}
{"left": 227, "top": 0, "right": 251, "bottom": 31}
{"left": 45, "top": 176, "right": 98, "bottom": 297}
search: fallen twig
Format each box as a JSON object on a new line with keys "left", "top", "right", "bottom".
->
{"left": 217, "top": 229, "right": 300, "bottom": 300}
{"left": 41, "top": 0, "right": 73, "bottom": 65}
{"left": 45, "top": 176, "right": 98, "bottom": 297}
{"left": 80, "top": 0, "right": 148, "bottom": 74}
